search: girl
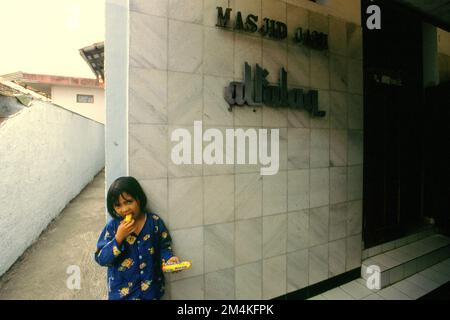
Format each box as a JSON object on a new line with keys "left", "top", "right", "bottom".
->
{"left": 95, "top": 176, "right": 179, "bottom": 300}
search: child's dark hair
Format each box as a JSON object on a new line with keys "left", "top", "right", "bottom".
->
{"left": 106, "top": 176, "right": 148, "bottom": 219}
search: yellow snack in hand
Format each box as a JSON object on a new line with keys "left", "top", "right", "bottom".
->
{"left": 162, "top": 261, "right": 192, "bottom": 273}
{"left": 124, "top": 214, "right": 133, "bottom": 222}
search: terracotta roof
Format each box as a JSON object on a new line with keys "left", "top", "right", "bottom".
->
{"left": 1, "top": 72, "right": 102, "bottom": 88}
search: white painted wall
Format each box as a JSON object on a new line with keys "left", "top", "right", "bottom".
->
{"left": 51, "top": 86, "right": 105, "bottom": 124}
{"left": 105, "top": 0, "right": 129, "bottom": 214}
{"left": 0, "top": 101, "right": 105, "bottom": 277}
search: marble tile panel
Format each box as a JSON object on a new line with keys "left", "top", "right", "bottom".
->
{"left": 235, "top": 261, "right": 263, "bottom": 300}
{"left": 329, "top": 16, "right": 347, "bottom": 56}
{"left": 204, "top": 175, "right": 234, "bottom": 225}
{"left": 169, "top": 227, "right": 204, "bottom": 281}
{"left": 330, "top": 54, "right": 348, "bottom": 92}
{"left": 130, "top": 0, "right": 168, "bottom": 17}
{"left": 262, "top": 0, "right": 287, "bottom": 23}
{"left": 262, "top": 106, "right": 288, "bottom": 128}
{"left": 286, "top": 4, "right": 308, "bottom": 41}
{"left": 330, "top": 91, "right": 347, "bottom": 129}
{"left": 130, "top": 12, "right": 167, "bottom": 70}
{"left": 170, "top": 276, "right": 204, "bottom": 299}
{"left": 309, "top": 244, "right": 329, "bottom": 285}
{"left": 309, "top": 11, "right": 329, "bottom": 34}
{"left": 287, "top": 249, "right": 309, "bottom": 291}
{"left": 234, "top": 33, "right": 262, "bottom": 80}
{"left": 168, "top": 20, "right": 203, "bottom": 73}
{"left": 263, "top": 172, "right": 287, "bottom": 216}
{"left": 348, "top": 94, "right": 363, "bottom": 130}
{"left": 330, "top": 129, "right": 347, "bottom": 167}
{"left": 287, "top": 108, "right": 310, "bottom": 128}
{"left": 309, "top": 206, "right": 329, "bottom": 247}
{"left": 168, "top": 125, "right": 203, "bottom": 177}
{"left": 348, "top": 58, "right": 363, "bottom": 95}
{"left": 330, "top": 167, "right": 347, "bottom": 205}
{"left": 205, "top": 223, "right": 235, "bottom": 273}
{"left": 235, "top": 0, "right": 262, "bottom": 19}
{"left": 234, "top": 105, "right": 263, "bottom": 128}
{"left": 168, "top": 72, "right": 203, "bottom": 125}
{"left": 203, "top": 126, "right": 235, "bottom": 175}
{"left": 205, "top": 268, "right": 235, "bottom": 300}
{"left": 204, "top": 28, "right": 234, "bottom": 77}
{"left": 310, "top": 90, "right": 330, "bottom": 129}
{"left": 310, "top": 129, "right": 330, "bottom": 168}
{"left": 140, "top": 179, "right": 168, "bottom": 222}
{"left": 203, "top": 76, "right": 234, "bottom": 126}
{"left": 287, "top": 128, "right": 310, "bottom": 170}
{"left": 168, "top": 177, "right": 203, "bottom": 229}
{"left": 310, "top": 50, "right": 330, "bottom": 90}
{"left": 329, "top": 202, "right": 347, "bottom": 241}
{"left": 169, "top": 0, "right": 203, "bottom": 23}
{"left": 310, "top": 168, "right": 329, "bottom": 208}
{"left": 234, "top": 126, "right": 262, "bottom": 174}
{"left": 347, "top": 165, "right": 363, "bottom": 201}
{"left": 347, "top": 200, "right": 363, "bottom": 236}
{"left": 262, "top": 39, "right": 288, "bottom": 83}
{"left": 346, "top": 234, "right": 362, "bottom": 271}
{"left": 287, "top": 169, "right": 310, "bottom": 211}
{"left": 129, "top": 67, "right": 168, "bottom": 124}
{"left": 348, "top": 130, "right": 364, "bottom": 166}
{"left": 203, "top": 0, "right": 235, "bottom": 27}
{"left": 347, "top": 23, "right": 363, "bottom": 60}
{"left": 235, "top": 218, "right": 263, "bottom": 265}
{"left": 287, "top": 45, "right": 310, "bottom": 87}
{"left": 287, "top": 210, "right": 309, "bottom": 252}
{"left": 129, "top": 124, "right": 168, "bottom": 179}
{"left": 235, "top": 173, "right": 262, "bottom": 220}
{"left": 263, "top": 255, "right": 287, "bottom": 299}
{"left": 263, "top": 214, "right": 288, "bottom": 258}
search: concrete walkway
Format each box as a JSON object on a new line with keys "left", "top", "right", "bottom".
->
{"left": 0, "top": 170, "right": 107, "bottom": 300}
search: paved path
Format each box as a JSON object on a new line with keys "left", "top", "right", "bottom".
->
{"left": 0, "top": 170, "right": 108, "bottom": 299}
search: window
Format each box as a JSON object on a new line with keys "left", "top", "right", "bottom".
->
{"left": 77, "top": 94, "right": 94, "bottom": 103}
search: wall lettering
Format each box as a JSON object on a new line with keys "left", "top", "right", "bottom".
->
{"left": 225, "top": 62, "right": 326, "bottom": 118}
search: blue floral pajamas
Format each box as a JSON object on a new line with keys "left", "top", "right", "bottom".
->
{"left": 94, "top": 213, "right": 173, "bottom": 300}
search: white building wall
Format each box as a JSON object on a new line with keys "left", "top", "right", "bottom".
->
{"left": 51, "top": 85, "right": 105, "bottom": 124}
{"left": 105, "top": 0, "right": 130, "bottom": 215}
{"left": 108, "top": 0, "right": 364, "bottom": 300}
{"left": 0, "top": 101, "right": 105, "bottom": 276}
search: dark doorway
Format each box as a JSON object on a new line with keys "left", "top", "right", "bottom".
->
{"left": 362, "top": 0, "right": 426, "bottom": 248}
{"left": 423, "top": 83, "right": 450, "bottom": 237}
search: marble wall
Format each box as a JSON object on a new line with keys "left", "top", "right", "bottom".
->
{"left": 127, "top": 0, "right": 364, "bottom": 300}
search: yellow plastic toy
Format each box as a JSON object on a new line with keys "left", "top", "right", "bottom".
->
{"left": 124, "top": 214, "right": 133, "bottom": 222}
{"left": 162, "top": 261, "right": 192, "bottom": 273}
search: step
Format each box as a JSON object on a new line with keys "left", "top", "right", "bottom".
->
{"left": 361, "top": 234, "right": 450, "bottom": 289}
{"left": 362, "top": 228, "right": 437, "bottom": 260}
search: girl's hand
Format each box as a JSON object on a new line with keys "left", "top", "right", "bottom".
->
{"left": 115, "top": 220, "right": 135, "bottom": 245}
{"left": 166, "top": 256, "right": 180, "bottom": 265}
{"left": 165, "top": 256, "right": 181, "bottom": 273}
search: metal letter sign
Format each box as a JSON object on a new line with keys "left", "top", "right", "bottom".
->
{"left": 216, "top": 7, "right": 328, "bottom": 50}
{"left": 225, "top": 62, "right": 326, "bottom": 118}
